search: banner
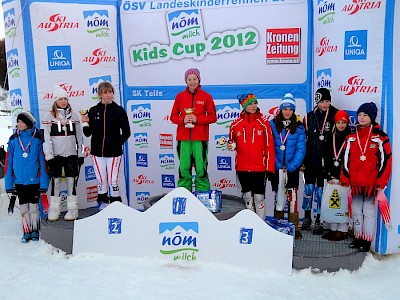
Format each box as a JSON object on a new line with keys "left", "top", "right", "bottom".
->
{"left": 119, "top": 0, "right": 310, "bottom": 210}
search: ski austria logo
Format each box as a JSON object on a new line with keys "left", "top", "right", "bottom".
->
{"left": 172, "top": 197, "right": 187, "bottom": 215}
{"left": 159, "top": 222, "right": 199, "bottom": 262}
{"left": 213, "top": 178, "right": 236, "bottom": 189}
{"left": 4, "top": 8, "right": 16, "bottom": 38}
{"left": 217, "top": 156, "right": 232, "bottom": 171}
{"left": 131, "top": 103, "right": 152, "bottom": 127}
{"left": 83, "top": 48, "right": 116, "bottom": 65}
{"left": 342, "top": 1, "right": 382, "bottom": 15}
{"left": 89, "top": 75, "right": 112, "bottom": 101}
{"left": 37, "top": 14, "right": 79, "bottom": 32}
{"left": 47, "top": 46, "right": 72, "bottom": 70}
{"left": 315, "top": 37, "right": 338, "bottom": 56}
{"left": 344, "top": 30, "right": 367, "bottom": 60}
{"left": 84, "top": 165, "right": 96, "bottom": 181}
{"left": 162, "top": 174, "right": 176, "bottom": 188}
{"left": 132, "top": 174, "right": 154, "bottom": 185}
{"left": 6, "top": 49, "right": 20, "bottom": 78}
{"left": 136, "top": 192, "right": 150, "bottom": 206}
{"left": 266, "top": 28, "right": 301, "bottom": 64}
{"left": 317, "top": 0, "right": 335, "bottom": 25}
{"left": 216, "top": 103, "right": 241, "bottom": 128}
{"left": 214, "top": 134, "right": 229, "bottom": 151}
{"left": 83, "top": 10, "right": 110, "bottom": 37}
{"left": 133, "top": 132, "right": 149, "bottom": 148}
{"left": 316, "top": 68, "right": 332, "bottom": 89}
{"left": 338, "top": 75, "right": 378, "bottom": 96}
{"left": 136, "top": 153, "right": 148, "bottom": 167}
{"left": 159, "top": 154, "right": 175, "bottom": 170}
{"left": 9, "top": 88, "right": 23, "bottom": 116}
{"left": 43, "top": 83, "right": 85, "bottom": 100}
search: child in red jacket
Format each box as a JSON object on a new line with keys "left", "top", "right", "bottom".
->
{"left": 228, "top": 93, "right": 275, "bottom": 220}
{"left": 341, "top": 102, "right": 392, "bottom": 252}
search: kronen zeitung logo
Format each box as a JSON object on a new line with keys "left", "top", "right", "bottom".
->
{"left": 130, "top": 9, "right": 259, "bottom": 66}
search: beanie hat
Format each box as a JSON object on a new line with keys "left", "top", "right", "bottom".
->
{"left": 334, "top": 110, "right": 350, "bottom": 124}
{"left": 315, "top": 88, "right": 331, "bottom": 104}
{"left": 357, "top": 102, "right": 378, "bottom": 124}
{"left": 17, "top": 111, "right": 36, "bottom": 129}
{"left": 53, "top": 85, "right": 68, "bottom": 101}
{"left": 280, "top": 93, "right": 296, "bottom": 111}
{"left": 184, "top": 68, "right": 201, "bottom": 83}
{"left": 237, "top": 93, "right": 257, "bottom": 110}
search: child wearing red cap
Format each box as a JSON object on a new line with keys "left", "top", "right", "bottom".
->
{"left": 341, "top": 102, "right": 392, "bottom": 252}
{"left": 321, "top": 110, "right": 352, "bottom": 241}
{"left": 170, "top": 68, "right": 217, "bottom": 192}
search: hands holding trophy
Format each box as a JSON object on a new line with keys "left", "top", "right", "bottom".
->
{"left": 79, "top": 109, "right": 89, "bottom": 123}
{"left": 184, "top": 107, "right": 195, "bottom": 128}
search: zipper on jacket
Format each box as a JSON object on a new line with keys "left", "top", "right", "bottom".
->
{"left": 190, "top": 92, "right": 195, "bottom": 140}
{"left": 102, "top": 104, "right": 107, "bottom": 156}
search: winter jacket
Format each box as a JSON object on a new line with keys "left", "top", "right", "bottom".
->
{"left": 170, "top": 87, "right": 217, "bottom": 141}
{"left": 324, "top": 127, "right": 352, "bottom": 181}
{"left": 229, "top": 109, "right": 275, "bottom": 173}
{"left": 270, "top": 118, "right": 306, "bottom": 172}
{"left": 83, "top": 101, "right": 131, "bottom": 157}
{"left": 41, "top": 106, "right": 84, "bottom": 160}
{"left": 303, "top": 105, "right": 338, "bottom": 171}
{"left": 341, "top": 124, "right": 392, "bottom": 196}
{"left": 4, "top": 127, "right": 49, "bottom": 191}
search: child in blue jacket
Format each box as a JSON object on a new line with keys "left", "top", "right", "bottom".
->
{"left": 5, "top": 111, "right": 49, "bottom": 243}
{"left": 270, "top": 94, "right": 306, "bottom": 239}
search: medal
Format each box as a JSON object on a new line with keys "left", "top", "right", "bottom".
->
{"left": 332, "top": 130, "right": 346, "bottom": 168}
{"left": 356, "top": 125, "right": 373, "bottom": 163}
{"left": 316, "top": 108, "right": 329, "bottom": 142}
{"left": 62, "top": 125, "right": 67, "bottom": 131}
{"left": 279, "top": 128, "right": 290, "bottom": 152}
{"left": 17, "top": 128, "right": 37, "bottom": 160}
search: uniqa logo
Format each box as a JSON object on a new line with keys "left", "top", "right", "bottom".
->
{"left": 132, "top": 174, "right": 154, "bottom": 184}
{"left": 159, "top": 222, "right": 199, "bottom": 262}
{"left": 315, "top": 37, "right": 338, "bottom": 56}
{"left": 37, "top": 14, "right": 79, "bottom": 31}
{"left": 82, "top": 48, "right": 116, "bottom": 65}
{"left": 213, "top": 179, "right": 236, "bottom": 189}
{"left": 338, "top": 75, "right": 378, "bottom": 96}
{"left": 342, "top": 0, "right": 381, "bottom": 15}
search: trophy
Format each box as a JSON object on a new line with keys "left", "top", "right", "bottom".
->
{"left": 79, "top": 109, "right": 88, "bottom": 116}
{"left": 184, "top": 107, "right": 195, "bottom": 128}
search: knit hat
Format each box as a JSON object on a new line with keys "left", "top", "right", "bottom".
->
{"left": 17, "top": 111, "right": 36, "bottom": 129}
{"left": 280, "top": 93, "right": 296, "bottom": 111}
{"left": 237, "top": 93, "right": 257, "bottom": 110}
{"left": 53, "top": 85, "right": 68, "bottom": 101}
{"left": 334, "top": 110, "right": 350, "bottom": 124}
{"left": 315, "top": 88, "right": 331, "bottom": 104}
{"left": 357, "top": 102, "right": 378, "bottom": 124}
{"left": 184, "top": 68, "right": 201, "bottom": 83}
